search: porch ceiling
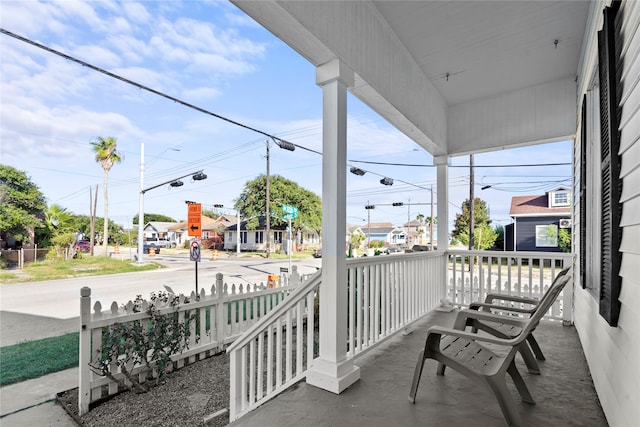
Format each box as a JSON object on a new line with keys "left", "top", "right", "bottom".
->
{"left": 232, "top": 1, "right": 590, "bottom": 156}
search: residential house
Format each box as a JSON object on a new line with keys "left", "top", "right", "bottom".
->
{"left": 359, "top": 222, "right": 406, "bottom": 246}
{"left": 506, "top": 188, "right": 572, "bottom": 252}
{"left": 224, "top": 216, "right": 287, "bottom": 252}
{"left": 142, "top": 221, "right": 175, "bottom": 246}
{"left": 168, "top": 215, "right": 237, "bottom": 248}
{"left": 403, "top": 218, "right": 436, "bottom": 248}
{"left": 226, "top": 2, "right": 639, "bottom": 425}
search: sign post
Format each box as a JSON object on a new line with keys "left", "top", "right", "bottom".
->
{"left": 282, "top": 205, "right": 298, "bottom": 275}
{"left": 188, "top": 203, "right": 202, "bottom": 296}
{"left": 190, "top": 239, "right": 201, "bottom": 295}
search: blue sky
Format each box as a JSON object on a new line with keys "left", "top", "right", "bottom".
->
{"left": 0, "top": 1, "right": 572, "bottom": 234}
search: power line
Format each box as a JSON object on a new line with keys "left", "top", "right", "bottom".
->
{"left": 0, "top": 28, "right": 321, "bottom": 155}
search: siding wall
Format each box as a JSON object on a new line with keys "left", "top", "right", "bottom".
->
{"left": 574, "top": 1, "right": 640, "bottom": 425}
{"left": 514, "top": 217, "right": 566, "bottom": 252}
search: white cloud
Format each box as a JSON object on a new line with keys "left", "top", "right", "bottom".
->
{"left": 71, "top": 44, "right": 123, "bottom": 68}
{"left": 123, "top": 2, "right": 152, "bottom": 24}
{"left": 182, "top": 86, "right": 222, "bottom": 103}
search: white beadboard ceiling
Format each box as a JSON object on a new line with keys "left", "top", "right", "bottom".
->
{"left": 374, "top": 1, "right": 589, "bottom": 105}
{"left": 232, "top": 1, "right": 591, "bottom": 154}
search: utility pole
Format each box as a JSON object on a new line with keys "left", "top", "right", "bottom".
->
{"left": 469, "top": 154, "right": 475, "bottom": 251}
{"left": 265, "top": 140, "right": 271, "bottom": 258}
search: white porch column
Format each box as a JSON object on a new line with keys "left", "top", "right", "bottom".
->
{"left": 435, "top": 155, "right": 449, "bottom": 252}
{"left": 306, "top": 59, "right": 360, "bottom": 393}
{"left": 435, "top": 155, "right": 450, "bottom": 297}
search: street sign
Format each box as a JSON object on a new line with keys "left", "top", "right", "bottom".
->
{"left": 188, "top": 203, "right": 202, "bottom": 237}
{"left": 280, "top": 267, "right": 288, "bottom": 273}
{"left": 282, "top": 205, "right": 298, "bottom": 219}
{"left": 190, "top": 239, "right": 201, "bottom": 262}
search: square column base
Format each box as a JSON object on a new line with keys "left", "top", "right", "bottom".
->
{"left": 306, "top": 358, "right": 360, "bottom": 394}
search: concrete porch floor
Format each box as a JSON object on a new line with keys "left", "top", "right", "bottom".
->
{"left": 230, "top": 310, "right": 608, "bottom": 427}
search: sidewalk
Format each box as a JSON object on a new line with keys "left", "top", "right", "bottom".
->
{"left": 0, "top": 368, "right": 78, "bottom": 426}
{"left": 0, "top": 312, "right": 80, "bottom": 426}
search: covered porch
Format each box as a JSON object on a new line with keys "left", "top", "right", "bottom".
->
{"left": 225, "top": 1, "right": 639, "bottom": 426}
{"left": 230, "top": 310, "right": 606, "bottom": 427}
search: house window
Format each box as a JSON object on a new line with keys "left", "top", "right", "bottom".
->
{"left": 240, "top": 231, "right": 247, "bottom": 244}
{"left": 255, "top": 231, "right": 263, "bottom": 244}
{"left": 273, "top": 231, "right": 282, "bottom": 243}
{"left": 202, "top": 231, "right": 210, "bottom": 239}
{"left": 535, "top": 224, "right": 558, "bottom": 247}
{"left": 228, "top": 232, "right": 233, "bottom": 241}
{"left": 552, "top": 191, "right": 570, "bottom": 206}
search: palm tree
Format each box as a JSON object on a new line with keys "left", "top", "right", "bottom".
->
{"left": 91, "top": 137, "right": 123, "bottom": 256}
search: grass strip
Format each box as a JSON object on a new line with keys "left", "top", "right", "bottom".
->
{"left": 0, "top": 333, "right": 79, "bottom": 386}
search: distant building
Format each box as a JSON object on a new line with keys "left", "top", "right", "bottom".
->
{"left": 358, "top": 222, "right": 406, "bottom": 246}
{"left": 506, "top": 187, "right": 571, "bottom": 252}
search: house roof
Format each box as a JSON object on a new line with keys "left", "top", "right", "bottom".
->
{"left": 144, "top": 222, "right": 177, "bottom": 232}
{"left": 167, "top": 216, "right": 228, "bottom": 232}
{"left": 510, "top": 195, "right": 571, "bottom": 217}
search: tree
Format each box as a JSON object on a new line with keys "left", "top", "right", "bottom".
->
{"left": 452, "top": 197, "right": 496, "bottom": 249}
{"left": 43, "top": 204, "right": 78, "bottom": 258}
{"left": 0, "top": 164, "right": 47, "bottom": 246}
{"left": 235, "top": 175, "right": 322, "bottom": 249}
{"left": 91, "top": 137, "right": 123, "bottom": 255}
{"left": 558, "top": 228, "right": 572, "bottom": 253}
{"left": 132, "top": 213, "right": 177, "bottom": 225}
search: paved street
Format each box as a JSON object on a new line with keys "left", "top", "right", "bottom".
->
{"left": 0, "top": 255, "right": 321, "bottom": 345}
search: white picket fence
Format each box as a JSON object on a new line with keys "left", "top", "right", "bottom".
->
{"left": 78, "top": 267, "right": 309, "bottom": 415}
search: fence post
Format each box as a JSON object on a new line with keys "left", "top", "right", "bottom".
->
{"left": 79, "top": 287, "right": 92, "bottom": 415}
{"left": 215, "top": 273, "right": 225, "bottom": 350}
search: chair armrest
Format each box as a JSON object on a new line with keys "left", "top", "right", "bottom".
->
{"left": 427, "top": 325, "right": 519, "bottom": 347}
{"left": 484, "top": 293, "right": 540, "bottom": 305}
{"left": 468, "top": 301, "right": 535, "bottom": 315}
{"left": 456, "top": 308, "right": 530, "bottom": 328}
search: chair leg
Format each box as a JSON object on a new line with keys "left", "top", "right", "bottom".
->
{"left": 507, "top": 362, "right": 535, "bottom": 405}
{"left": 518, "top": 342, "right": 540, "bottom": 375}
{"left": 486, "top": 376, "right": 523, "bottom": 427}
{"left": 408, "top": 349, "right": 425, "bottom": 403}
{"left": 526, "top": 335, "right": 545, "bottom": 361}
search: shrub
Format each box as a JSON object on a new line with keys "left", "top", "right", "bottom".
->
{"left": 89, "top": 292, "right": 194, "bottom": 393}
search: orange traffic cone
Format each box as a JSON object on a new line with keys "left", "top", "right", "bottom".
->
{"left": 211, "top": 249, "right": 219, "bottom": 261}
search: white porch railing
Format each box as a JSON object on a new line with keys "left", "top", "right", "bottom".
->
{"left": 447, "top": 250, "right": 574, "bottom": 322}
{"left": 227, "top": 251, "right": 447, "bottom": 421}
{"left": 78, "top": 268, "right": 308, "bottom": 415}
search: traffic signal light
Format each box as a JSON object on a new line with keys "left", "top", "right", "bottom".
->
{"left": 365, "top": 205, "right": 375, "bottom": 210}
{"left": 214, "top": 204, "right": 224, "bottom": 208}
{"left": 392, "top": 202, "right": 404, "bottom": 207}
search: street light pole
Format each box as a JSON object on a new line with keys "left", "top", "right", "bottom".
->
{"left": 265, "top": 140, "right": 271, "bottom": 258}
{"left": 137, "top": 142, "right": 145, "bottom": 264}
{"left": 137, "top": 161, "right": 207, "bottom": 263}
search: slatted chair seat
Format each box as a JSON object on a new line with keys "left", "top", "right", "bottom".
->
{"left": 409, "top": 269, "right": 572, "bottom": 427}
{"left": 439, "top": 334, "right": 504, "bottom": 376}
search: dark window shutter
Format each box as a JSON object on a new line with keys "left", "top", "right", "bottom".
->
{"left": 597, "top": 4, "right": 623, "bottom": 327}
{"left": 579, "top": 95, "right": 587, "bottom": 289}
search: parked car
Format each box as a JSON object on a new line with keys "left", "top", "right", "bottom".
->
{"left": 313, "top": 248, "right": 322, "bottom": 258}
{"left": 143, "top": 244, "right": 160, "bottom": 254}
{"left": 75, "top": 240, "right": 91, "bottom": 252}
{"left": 386, "top": 243, "right": 407, "bottom": 253}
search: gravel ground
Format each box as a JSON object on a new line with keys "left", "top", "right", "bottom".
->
{"left": 58, "top": 352, "right": 230, "bottom": 427}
